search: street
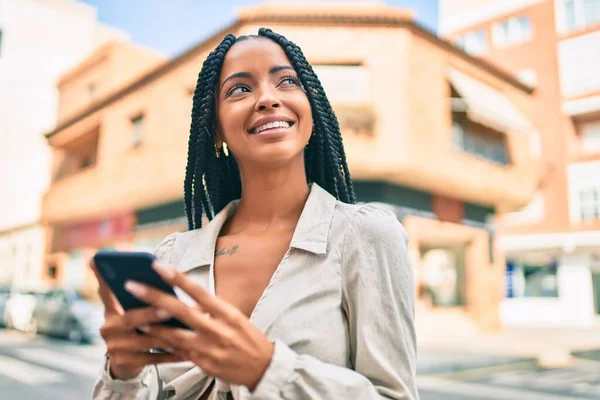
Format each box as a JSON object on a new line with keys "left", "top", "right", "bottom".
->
{"left": 418, "top": 356, "right": 600, "bottom": 399}
{"left": 0, "top": 329, "right": 104, "bottom": 400}
{"left": 1, "top": 329, "right": 600, "bottom": 399}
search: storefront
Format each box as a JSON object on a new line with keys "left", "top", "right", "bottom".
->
{"left": 133, "top": 200, "right": 187, "bottom": 254}
{"left": 499, "top": 232, "right": 600, "bottom": 327}
{"left": 46, "top": 212, "right": 134, "bottom": 292}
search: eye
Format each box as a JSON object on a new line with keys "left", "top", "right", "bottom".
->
{"left": 227, "top": 85, "right": 250, "bottom": 97}
{"left": 279, "top": 76, "right": 300, "bottom": 87}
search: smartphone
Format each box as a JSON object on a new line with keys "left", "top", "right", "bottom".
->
{"left": 93, "top": 250, "right": 190, "bottom": 330}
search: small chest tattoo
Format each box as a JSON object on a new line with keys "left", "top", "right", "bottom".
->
{"left": 215, "top": 245, "right": 239, "bottom": 258}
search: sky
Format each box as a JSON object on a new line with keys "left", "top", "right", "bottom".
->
{"left": 81, "top": 0, "right": 438, "bottom": 58}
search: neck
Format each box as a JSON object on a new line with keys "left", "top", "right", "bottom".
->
{"left": 234, "top": 156, "right": 310, "bottom": 228}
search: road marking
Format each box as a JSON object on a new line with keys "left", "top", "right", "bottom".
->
{"left": 0, "top": 354, "right": 64, "bottom": 385}
{"left": 16, "top": 348, "right": 102, "bottom": 378}
{"left": 418, "top": 376, "right": 582, "bottom": 400}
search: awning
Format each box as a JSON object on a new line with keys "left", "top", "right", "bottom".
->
{"left": 449, "top": 68, "right": 541, "bottom": 156}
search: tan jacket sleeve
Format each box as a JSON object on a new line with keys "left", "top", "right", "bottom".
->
{"left": 91, "top": 234, "right": 178, "bottom": 400}
{"left": 249, "top": 205, "right": 419, "bottom": 399}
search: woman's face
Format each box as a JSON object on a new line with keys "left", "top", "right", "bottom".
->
{"left": 216, "top": 38, "right": 313, "bottom": 168}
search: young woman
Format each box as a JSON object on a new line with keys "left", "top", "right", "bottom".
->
{"left": 92, "top": 28, "right": 418, "bottom": 400}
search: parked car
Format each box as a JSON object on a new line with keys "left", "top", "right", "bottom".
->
{"left": 4, "top": 289, "right": 45, "bottom": 331}
{"left": 30, "top": 288, "right": 104, "bottom": 343}
{"left": 0, "top": 286, "right": 10, "bottom": 327}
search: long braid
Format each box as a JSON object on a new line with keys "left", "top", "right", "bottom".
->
{"left": 185, "top": 34, "right": 236, "bottom": 229}
{"left": 184, "top": 29, "right": 355, "bottom": 230}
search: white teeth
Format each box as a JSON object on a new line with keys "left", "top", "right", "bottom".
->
{"left": 253, "top": 120, "right": 290, "bottom": 133}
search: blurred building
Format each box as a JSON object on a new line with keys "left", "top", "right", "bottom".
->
{"left": 440, "top": 0, "right": 600, "bottom": 327}
{"left": 42, "top": 2, "right": 542, "bottom": 329}
{"left": 0, "top": 0, "right": 130, "bottom": 288}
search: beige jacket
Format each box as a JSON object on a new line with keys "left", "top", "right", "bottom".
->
{"left": 92, "top": 183, "right": 419, "bottom": 400}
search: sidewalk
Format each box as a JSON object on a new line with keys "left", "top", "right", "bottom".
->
{"left": 415, "top": 307, "right": 600, "bottom": 373}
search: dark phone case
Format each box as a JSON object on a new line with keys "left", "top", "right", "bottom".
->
{"left": 93, "top": 250, "right": 190, "bottom": 330}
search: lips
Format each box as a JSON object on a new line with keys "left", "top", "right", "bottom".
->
{"left": 248, "top": 115, "right": 295, "bottom": 134}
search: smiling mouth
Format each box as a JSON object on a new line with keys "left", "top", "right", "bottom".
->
{"left": 248, "top": 121, "right": 295, "bottom": 134}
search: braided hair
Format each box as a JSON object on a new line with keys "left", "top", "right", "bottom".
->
{"left": 184, "top": 28, "right": 355, "bottom": 230}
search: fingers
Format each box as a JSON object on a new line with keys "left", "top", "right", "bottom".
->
{"left": 106, "top": 333, "right": 174, "bottom": 354}
{"left": 147, "top": 325, "right": 213, "bottom": 354}
{"left": 123, "top": 281, "right": 211, "bottom": 332}
{"left": 153, "top": 263, "right": 235, "bottom": 319}
{"left": 89, "top": 260, "right": 123, "bottom": 315}
{"left": 101, "top": 307, "right": 173, "bottom": 336}
{"left": 109, "top": 351, "right": 185, "bottom": 373}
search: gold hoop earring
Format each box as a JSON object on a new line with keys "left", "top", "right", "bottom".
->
{"left": 222, "top": 142, "right": 229, "bottom": 157}
{"left": 214, "top": 144, "right": 221, "bottom": 158}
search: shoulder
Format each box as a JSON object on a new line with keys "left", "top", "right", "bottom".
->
{"left": 337, "top": 202, "right": 414, "bottom": 294}
{"left": 152, "top": 229, "right": 201, "bottom": 266}
{"left": 335, "top": 202, "right": 409, "bottom": 248}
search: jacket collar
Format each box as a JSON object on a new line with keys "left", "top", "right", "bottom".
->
{"left": 178, "top": 183, "right": 337, "bottom": 272}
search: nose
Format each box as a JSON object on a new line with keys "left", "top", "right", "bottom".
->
{"left": 255, "top": 86, "right": 281, "bottom": 111}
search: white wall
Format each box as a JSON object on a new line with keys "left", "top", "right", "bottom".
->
{"left": 557, "top": 31, "right": 600, "bottom": 98}
{"left": 0, "top": 0, "right": 128, "bottom": 286}
{"left": 501, "top": 255, "right": 596, "bottom": 326}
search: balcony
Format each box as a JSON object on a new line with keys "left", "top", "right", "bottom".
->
{"left": 402, "top": 67, "right": 540, "bottom": 211}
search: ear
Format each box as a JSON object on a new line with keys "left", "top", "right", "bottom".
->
{"left": 214, "top": 128, "right": 224, "bottom": 149}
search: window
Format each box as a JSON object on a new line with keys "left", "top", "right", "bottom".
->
{"left": 493, "top": 16, "right": 533, "bottom": 48}
{"left": 418, "top": 246, "right": 466, "bottom": 307}
{"left": 506, "top": 260, "right": 559, "bottom": 298}
{"left": 584, "top": 0, "right": 600, "bottom": 25}
{"left": 579, "top": 188, "right": 600, "bottom": 220}
{"left": 565, "top": 0, "right": 578, "bottom": 31}
{"left": 47, "top": 264, "right": 57, "bottom": 279}
{"left": 131, "top": 114, "right": 144, "bottom": 147}
{"left": 452, "top": 115, "right": 510, "bottom": 165}
{"left": 562, "top": 0, "right": 600, "bottom": 32}
{"left": 456, "top": 30, "right": 488, "bottom": 56}
{"left": 54, "top": 126, "right": 100, "bottom": 180}
{"left": 517, "top": 68, "right": 538, "bottom": 86}
{"left": 312, "top": 64, "right": 370, "bottom": 104}
{"left": 579, "top": 120, "right": 600, "bottom": 153}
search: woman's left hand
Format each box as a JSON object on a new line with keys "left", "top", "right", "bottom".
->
{"left": 123, "top": 263, "right": 274, "bottom": 391}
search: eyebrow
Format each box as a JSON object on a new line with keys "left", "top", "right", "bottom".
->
{"left": 220, "top": 65, "right": 295, "bottom": 90}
